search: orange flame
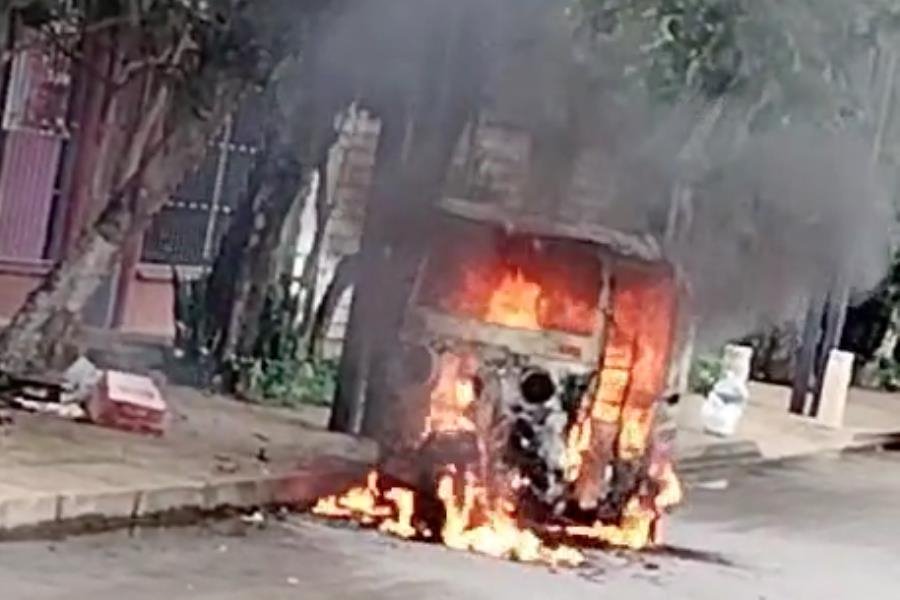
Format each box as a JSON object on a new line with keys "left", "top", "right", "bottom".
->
{"left": 485, "top": 269, "right": 542, "bottom": 330}
{"left": 424, "top": 353, "right": 478, "bottom": 436}
{"left": 560, "top": 271, "right": 682, "bottom": 550}
{"left": 437, "top": 469, "right": 583, "bottom": 565}
{"left": 314, "top": 466, "right": 583, "bottom": 566}
{"left": 565, "top": 459, "right": 683, "bottom": 549}
{"left": 447, "top": 266, "right": 598, "bottom": 336}
{"left": 313, "top": 471, "right": 417, "bottom": 538}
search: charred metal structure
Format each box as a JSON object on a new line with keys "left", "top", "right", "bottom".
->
{"left": 379, "top": 194, "right": 682, "bottom": 532}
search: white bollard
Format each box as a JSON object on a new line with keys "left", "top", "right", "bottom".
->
{"left": 723, "top": 345, "right": 754, "bottom": 385}
{"left": 817, "top": 350, "right": 855, "bottom": 429}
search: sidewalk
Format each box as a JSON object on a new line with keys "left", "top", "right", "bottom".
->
{"left": 0, "top": 385, "right": 376, "bottom": 534}
{"left": 1, "top": 377, "right": 898, "bottom": 536}
{"left": 676, "top": 382, "right": 900, "bottom": 474}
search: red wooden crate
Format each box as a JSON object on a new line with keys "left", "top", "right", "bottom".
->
{"left": 87, "top": 371, "right": 168, "bottom": 436}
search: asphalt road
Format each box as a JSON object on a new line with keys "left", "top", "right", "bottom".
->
{"left": 2, "top": 451, "right": 899, "bottom": 599}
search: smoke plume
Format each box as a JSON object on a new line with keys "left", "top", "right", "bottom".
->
{"left": 306, "top": 0, "right": 895, "bottom": 350}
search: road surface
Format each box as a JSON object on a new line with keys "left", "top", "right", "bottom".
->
{"left": 2, "top": 451, "right": 899, "bottom": 599}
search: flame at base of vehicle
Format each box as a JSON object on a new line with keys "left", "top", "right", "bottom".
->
{"left": 562, "top": 461, "right": 683, "bottom": 550}
{"left": 312, "top": 452, "right": 681, "bottom": 566}
{"left": 313, "top": 468, "right": 586, "bottom": 566}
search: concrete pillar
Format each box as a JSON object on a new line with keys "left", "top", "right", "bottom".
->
{"left": 723, "top": 344, "right": 753, "bottom": 385}
{"left": 817, "top": 350, "right": 854, "bottom": 429}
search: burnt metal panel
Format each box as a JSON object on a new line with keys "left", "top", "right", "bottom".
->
{"left": 438, "top": 196, "right": 665, "bottom": 263}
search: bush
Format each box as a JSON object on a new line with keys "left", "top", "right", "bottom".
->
{"left": 173, "top": 268, "right": 338, "bottom": 409}
{"left": 875, "top": 358, "right": 900, "bottom": 392}
{"left": 245, "top": 358, "right": 338, "bottom": 408}
{"left": 689, "top": 354, "right": 724, "bottom": 397}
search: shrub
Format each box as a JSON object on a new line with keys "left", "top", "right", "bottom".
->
{"left": 689, "top": 354, "right": 724, "bottom": 396}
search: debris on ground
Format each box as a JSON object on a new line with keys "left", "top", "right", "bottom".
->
{"left": 240, "top": 511, "right": 267, "bottom": 528}
{"left": 87, "top": 370, "right": 169, "bottom": 436}
{"left": 214, "top": 454, "right": 241, "bottom": 474}
{"left": 0, "top": 371, "right": 66, "bottom": 404}
{"left": 9, "top": 397, "right": 86, "bottom": 420}
{"left": 62, "top": 357, "right": 102, "bottom": 404}
{"left": 0, "top": 358, "right": 172, "bottom": 439}
{"left": 693, "top": 479, "right": 730, "bottom": 491}
{"left": 1, "top": 367, "right": 79, "bottom": 420}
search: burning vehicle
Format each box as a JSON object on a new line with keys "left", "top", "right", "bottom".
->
{"left": 314, "top": 192, "right": 685, "bottom": 565}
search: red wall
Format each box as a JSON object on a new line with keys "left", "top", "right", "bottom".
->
{"left": 0, "top": 261, "right": 175, "bottom": 340}
{"left": 118, "top": 265, "right": 176, "bottom": 339}
{"left": 0, "top": 259, "right": 48, "bottom": 318}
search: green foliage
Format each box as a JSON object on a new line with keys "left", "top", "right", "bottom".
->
{"left": 689, "top": 353, "right": 724, "bottom": 396}
{"left": 873, "top": 357, "right": 900, "bottom": 392}
{"left": 844, "top": 250, "right": 900, "bottom": 365}
{"left": 576, "top": 0, "right": 742, "bottom": 100}
{"left": 574, "top": 0, "right": 900, "bottom": 130}
{"left": 236, "top": 274, "right": 336, "bottom": 408}
{"left": 174, "top": 270, "right": 335, "bottom": 408}
{"left": 244, "top": 357, "right": 337, "bottom": 408}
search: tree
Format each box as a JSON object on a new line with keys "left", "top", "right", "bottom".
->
{"left": 195, "top": 30, "right": 351, "bottom": 391}
{"left": 575, "top": 0, "right": 897, "bottom": 367}
{"left": 0, "top": 0, "right": 313, "bottom": 375}
{"left": 327, "top": 0, "right": 496, "bottom": 435}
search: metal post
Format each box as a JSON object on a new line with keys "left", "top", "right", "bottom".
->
{"left": 202, "top": 115, "right": 233, "bottom": 262}
{"left": 810, "top": 285, "right": 849, "bottom": 418}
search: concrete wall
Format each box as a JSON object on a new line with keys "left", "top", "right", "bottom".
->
{"left": 0, "top": 114, "right": 535, "bottom": 349}
{"left": 290, "top": 113, "right": 536, "bottom": 359}
{"left": 118, "top": 266, "right": 178, "bottom": 339}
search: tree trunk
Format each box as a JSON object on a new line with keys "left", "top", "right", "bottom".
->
{"left": 296, "top": 159, "right": 335, "bottom": 356}
{"left": 200, "top": 5, "right": 349, "bottom": 383}
{"left": 310, "top": 253, "right": 358, "bottom": 360}
{"left": 332, "top": 1, "right": 492, "bottom": 437}
{"left": 790, "top": 299, "right": 825, "bottom": 415}
{"left": 202, "top": 111, "right": 341, "bottom": 377}
{"left": 54, "top": 29, "right": 116, "bottom": 257}
{"left": 857, "top": 304, "right": 900, "bottom": 388}
{"left": 329, "top": 112, "right": 407, "bottom": 434}
{"left": 213, "top": 145, "right": 311, "bottom": 365}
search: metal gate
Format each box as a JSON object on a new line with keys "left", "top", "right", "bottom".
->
{"left": 0, "top": 24, "right": 71, "bottom": 261}
{"left": 141, "top": 93, "right": 267, "bottom": 266}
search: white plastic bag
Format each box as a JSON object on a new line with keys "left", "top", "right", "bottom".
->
{"left": 701, "top": 372, "right": 749, "bottom": 437}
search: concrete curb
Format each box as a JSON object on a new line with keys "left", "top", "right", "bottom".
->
{"left": 677, "top": 440, "right": 764, "bottom": 475}
{"left": 0, "top": 457, "right": 371, "bottom": 540}
{"left": 677, "top": 429, "right": 900, "bottom": 481}
{"left": 846, "top": 430, "right": 900, "bottom": 451}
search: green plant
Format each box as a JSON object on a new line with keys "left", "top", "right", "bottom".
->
{"left": 689, "top": 354, "right": 724, "bottom": 396}
{"left": 173, "top": 265, "right": 337, "bottom": 408}
{"left": 872, "top": 357, "right": 900, "bottom": 392}
{"left": 245, "top": 358, "right": 338, "bottom": 408}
